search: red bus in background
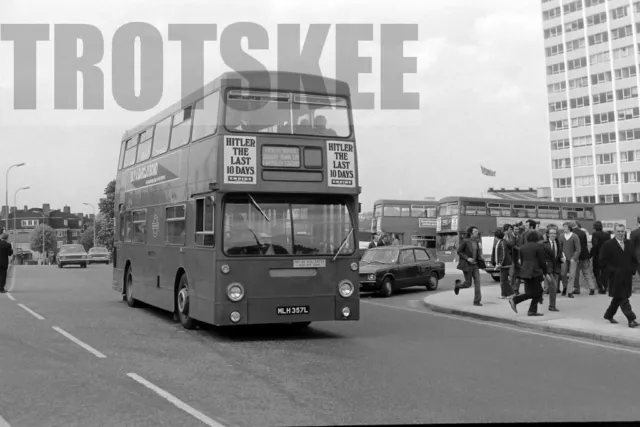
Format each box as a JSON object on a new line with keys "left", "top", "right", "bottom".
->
{"left": 371, "top": 199, "right": 438, "bottom": 258}
{"left": 436, "top": 196, "right": 596, "bottom": 262}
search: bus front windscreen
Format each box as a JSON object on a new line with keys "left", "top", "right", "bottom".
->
{"left": 223, "top": 194, "right": 355, "bottom": 256}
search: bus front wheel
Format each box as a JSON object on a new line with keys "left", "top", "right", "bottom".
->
{"left": 176, "top": 275, "right": 196, "bottom": 330}
{"left": 125, "top": 266, "right": 139, "bottom": 308}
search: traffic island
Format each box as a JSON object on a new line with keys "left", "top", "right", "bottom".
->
{"left": 424, "top": 284, "right": 640, "bottom": 349}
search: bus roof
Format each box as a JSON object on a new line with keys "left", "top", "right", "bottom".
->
{"left": 437, "top": 195, "right": 595, "bottom": 207}
{"left": 373, "top": 199, "right": 438, "bottom": 206}
{"left": 122, "top": 70, "right": 352, "bottom": 140}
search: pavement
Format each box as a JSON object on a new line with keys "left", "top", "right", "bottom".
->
{"left": 3, "top": 266, "right": 640, "bottom": 425}
{"left": 424, "top": 282, "right": 640, "bottom": 349}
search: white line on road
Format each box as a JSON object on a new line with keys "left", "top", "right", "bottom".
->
{"left": 126, "top": 373, "right": 226, "bottom": 427}
{"left": 362, "top": 300, "right": 640, "bottom": 356}
{"left": 52, "top": 326, "right": 107, "bottom": 359}
{"left": 17, "top": 304, "right": 44, "bottom": 320}
{"left": 6, "top": 293, "right": 15, "bottom": 301}
{"left": 0, "top": 413, "right": 11, "bottom": 427}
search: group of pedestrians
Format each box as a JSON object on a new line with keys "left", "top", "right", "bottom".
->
{"left": 452, "top": 219, "right": 640, "bottom": 328}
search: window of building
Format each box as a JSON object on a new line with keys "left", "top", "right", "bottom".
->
{"left": 595, "top": 131, "right": 616, "bottom": 145}
{"left": 586, "top": 0, "right": 605, "bottom": 7}
{"left": 132, "top": 210, "right": 146, "bottom": 243}
{"left": 551, "top": 138, "right": 571, "bottom": 150}
{"left": 550, "top": 119, "right": 568, "bottom": 132}
{"left": 592, "top": 91, "right": 613, "bottom": 105}
{"left": 588, "top": 31, "right": 608, "bottom": 46}
{"left": 571, "top": 116, "right": 591, "bottom": 128}
{"left": 572, "top": 135, "right": 592, "bottom": 147}
{"left": 564, "top": 1, "right": 583, "bottom": 15}
{"left": 575, "top": 175, "right": 595, "bottom": 187}
{"left": 611, "top": 5, "right": 630, "bottom": 20}
{"left": 590, "top": 71, "right": 612, "bottom": 85}
{"left": 617, "top": 86, "right": 638, "bottom": 100}
{"left": 546, "top": 44, "right": 564, "bottom": 57}
{"left": 599, "top": 194, "right": 620, "bottom": 203}
{"left": 619, "top": 149, "right": 640, "bottom": 162}
{"left": 553, "top": 158, "right": 571, "bottom": 169}
{"left": 587, "top": 11, "right": 606, "bottom": 26}
{"left": 612, "top": 25, "right": 633, "bottom": 40}
{"left": 618, "top": 107, "right": 640, "bottom": 121}
{"left": 615, "top": 65, "right": 637, "bottom": 80}
{"left": 619, "top": 128, "right": 640, "bottom": 142}
{"left": 613, "top": 45, "right": 633, "bottom": 60}
{"left": 549, "top": 100, "right": 568, "bottom": 112}
{"left": 570, "top": 95, "right": 589, "bottom": 109}
{"left": 622, "top": 171, "right": 640, "bottom": 183}
{"left": 544, "top": 6, "right": 562, "bottom": 20}
{"left": 573, "top": 155, "right": 594, "bottom": 168}
{"left": 593, "top": 111, "right": 615, "bottom": 125}
{"left": 549, "top": 81, "right": 567, "bottom": 93}
{"left": 596, "top": 153, "right": 616, "bottom": 164}
{"left": 553, "top": 178, "right": 572, "bottom": 189}
{"left": 589, "top": 51, "right": 610, "bottom": 65}
{"left": 545, "top": 25, "right": 563, "bottom": 39}
{"left": 598, "top": 173, "right": 619, "bottom": 185}
{"left": 166, "top": 205, "right": 186, "bottom": 245}
{"left": 195, "top": 197, "right": 215, "bottom": 246}
{"left": 566, "top": 38, "right": 586, "bottom": 53}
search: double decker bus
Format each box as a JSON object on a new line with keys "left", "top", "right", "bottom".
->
{"left": 371, "top": 199, "right": 438, "bottom": 257}
{"left": 112, "top": 71, "right": 360, "bottom": 330}
{"left": 436, "top": 196, "right": 596, "bottom": 254}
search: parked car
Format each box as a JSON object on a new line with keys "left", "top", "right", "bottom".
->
{"left": 57, "top": 244, "right": 88, "bottom": 268}
{"left": 358, "top": 245, "right": 445, "bottom": 297}
{"left": 87, "top": 246, "right": 111, "bottom": 265}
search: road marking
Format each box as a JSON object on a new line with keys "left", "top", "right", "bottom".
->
{"left": 6, "top": 293, "right": 15, "bottom": 301}
{"left": 0, "top": 413, "right": 11, "bottom": 427}
{"left": 362, "top": 300, "right": 640, "bottom": 356}
{"left": 17, "top": 304, "right": 44, "bottom": 320}
{"left": 127, "top": 373, "right": 226, "bottom": 427}
{"left": 52, "top": 326, "right": 107, "bottom": 359}
{"left": 8, "top": 265, "right": 16, "bottom": 292}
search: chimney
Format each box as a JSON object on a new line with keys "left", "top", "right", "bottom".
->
{"left": 1, "top": 206, "right": 5, "bottom": 217}
{"left": 77, "top": 213, "right": 84, "bottom": 219}
{"left": 63, "top": 206, "right": 71, "bottom": 214}
{"left": 24, "top": 205, "right": 27, "bottom": 211}
{"left": 43, "top": 203, "right": 50, "bottom": 213}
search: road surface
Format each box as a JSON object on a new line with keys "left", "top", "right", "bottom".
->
{"left": 1, "top": 266, "right": 640, "bottom": 426}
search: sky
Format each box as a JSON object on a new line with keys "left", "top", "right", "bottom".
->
{"left": 0, "top": 0, "right": 549, "bottom": 216}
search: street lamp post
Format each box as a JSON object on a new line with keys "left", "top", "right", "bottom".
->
{"left": 38, "top": 209, "right": 48, "bottom": 265}
{"left": 5, "top": 162, "right": 25, "bottom": 231}
{"left": 83, "top": 202, "right": 96, "bottom": 248}
{"left": 13, "top": 186, "right": 29, "bottom": 249}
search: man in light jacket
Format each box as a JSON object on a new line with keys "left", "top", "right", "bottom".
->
{"left": 558, "top": 221, "right": 580, "bottom": 298}
{"left": 491, "top": 229, "right": 513, "bottom": 299}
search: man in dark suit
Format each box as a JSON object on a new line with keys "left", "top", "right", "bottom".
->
{"left": 573, "top": 221, "right": 597, "bottom": 295}
{"left": 491, "top": 229, "right": 513, "bottom": 299}
{"left": 541, "top": 226, "right": 562, "bottom": 312}
{"left": 508, "top": 231, "right": 549, "bottom": 316}
{"left": 591, "top": 220, "right": 611, "bottom": 294}
{"left": 601, "top": 224, "right": 639, "bottom": 328}
{"left": 629, "top": 217, "right": 640, "bottom": 275}
{"left": 0, "top": 233, "right": 13, "bottom": 293}
{"left": 454, "top": 226, "right": 484, "bottom": 306}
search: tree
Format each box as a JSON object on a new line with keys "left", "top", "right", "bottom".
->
{"left": 30, "top": 224, "right": 58, "bottom": 254}
{"left": 96, "top": 179, "right": 116, "bottom": 251}
{"left": 80, "top": 226, "right": 96, "bottom": 251}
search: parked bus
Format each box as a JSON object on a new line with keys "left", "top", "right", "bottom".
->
{"left": 436, "top": 196, "right": 596, "bottom": 256}
{"left": 112, "top": 71, "right": 360, "bottom": 330}
{"left": 371, "top": 199, "right": 438, "bottom": 257}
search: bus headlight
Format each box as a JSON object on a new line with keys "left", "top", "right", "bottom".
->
{"left": 350, "top": 262, "right": 358, "bottom": 271}
{"left": 338, "top": 280, "right": 354, "bottom": 298}
{"left": 342, "top": 307, "right": 351, "bottom": 317}
{"left": 227, "top": 283, "right": 244, "bottom": 302}
{"left": 221, "top": 264, "right": 230, "bottom": 274}
{"left": 230, "top": 311, "right": 241, "bottom": 323}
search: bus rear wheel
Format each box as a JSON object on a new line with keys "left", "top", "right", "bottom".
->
{"left": 125, "top": 266, "right": 138, "bottom": 308}
{"left": 176, "top": 275, "right": 196, "bottom": 330}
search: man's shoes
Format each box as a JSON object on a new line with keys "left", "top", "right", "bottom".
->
{"left": 567, "top": 294, "right": 574, "bottom": 298}
{"left": 474, "top": 302, "right": 482, "bottom": 307}
{"left": 604, "top": 316, "right": 618, "bottom": 324}
{"left": 589, "top": 290, "right": 595, "bottom": 295}
{"left": 528, "top": 312, "right": 543, "bottom": 316}
{"left": 598, "top": 289, "right": 607, "bottom": 294}
{"left": 549, "top": 307, "right": 559, "bottom": 312}
{"left": 0, "top": 289, "right": 5, "bottom": 294}
{"left": 561, "top": 289, "right": 567, "bottom": 296}
{"left": 630, "top": 320, "right": 639, "bottom": 328}
{"left": 572, "top": 290, "right": 580, "bottom": 295}
{"left": 454, "top": 280, "right": 461, "bottom": 295}
{"left": 508, "top": 299, "right": 517, "bottom": 313}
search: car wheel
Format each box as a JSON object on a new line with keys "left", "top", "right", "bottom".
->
{"left": 427, "top": 272, "right": 439, "bottom": 291}
{"left": 176, "top": 275, "right": 196, "bottom": 330}
{"left": 125, "top": 266, "right": 138, "bottom": 308}
{"left": 57, "top": 262, "right": 63, "bottom": 268}
{"left": 379, "top": 277, "right": 393, "bottom": 297}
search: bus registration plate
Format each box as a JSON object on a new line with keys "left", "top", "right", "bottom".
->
{"left": 277, "top": 306, "right": 310, "bottom": 315}
{"left": 293, "top": 259, "right": 326, "bottom": 268}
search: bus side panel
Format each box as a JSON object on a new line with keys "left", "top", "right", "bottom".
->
{"left": 183, "top": 247, "right": 216, "bottom": 324}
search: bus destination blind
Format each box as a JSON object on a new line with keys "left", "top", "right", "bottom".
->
{"left": 262, "top": 146, "right": 300, "bottom": 168}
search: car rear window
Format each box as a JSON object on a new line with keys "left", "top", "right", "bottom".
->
{"left": 60, "top": 245, "right": 85, "bottom": 252}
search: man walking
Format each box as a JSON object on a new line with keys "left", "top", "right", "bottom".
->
{"left": 454, "top": 226, "right": 484, "bottom": 306}
{"left": 559, "top": 221, "right": 580, "bottom": 298}
{"left": 0, "top": 233, "right": 13, "bottom": 293}
{"left": 491, "top": 229, "right": 513, "bottom": 299}
{"left": 541, "top": 226, "right": 562, "bottom": 312}
{"left": 573, "top": 220, "right": 597, "bottom": 295}
{"left": 508, "top": 232, "right": 549, "bottom": 316}
{"left": 601, "top": 224, "right": 639, "bottom": 328}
